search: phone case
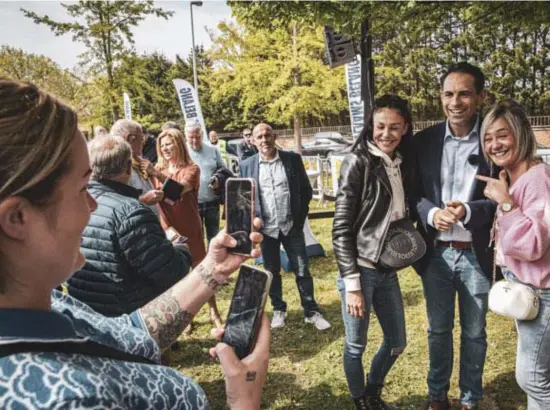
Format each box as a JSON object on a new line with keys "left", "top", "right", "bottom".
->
{"left": 162, "top": 178, "right": 184, "bottom": 202}
{"left": 222, "top": 265, "right": 273, "bottom": 359}
{"left": 225, "top": 178, "right": 256, "bottom": 256}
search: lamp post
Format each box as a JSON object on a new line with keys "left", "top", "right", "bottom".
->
{"left": 190, "top": 1, "right": 203, "bottom": 100}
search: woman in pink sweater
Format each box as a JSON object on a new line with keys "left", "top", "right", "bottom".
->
{"left": 477, "top": 100, "right": 550, "bottom": 410}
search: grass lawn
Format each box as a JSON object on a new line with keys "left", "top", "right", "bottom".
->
{"left": 170, "top": 208, "right": 526, "bottom": 410}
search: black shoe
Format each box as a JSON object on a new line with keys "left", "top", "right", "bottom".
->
{"left": 353, "top": 396, "right": 371, "bottom": 410}
{"left": 365, "top": 383, "right": 391, "bottom": 410}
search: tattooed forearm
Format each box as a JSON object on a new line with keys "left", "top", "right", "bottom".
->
{"left": 196, "top": 259, "right": 225, "bottom": 292}
{"left": 139, "top": 289, "right": 193, "bottom": 351}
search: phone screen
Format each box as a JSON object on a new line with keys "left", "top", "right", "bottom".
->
{"left": 222, "top": 265, "right": 271, "bottom": 359}
{"left": 226, "top": 178, "right": 254, "bottom": 255}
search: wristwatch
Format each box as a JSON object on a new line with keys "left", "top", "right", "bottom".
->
{"left": 500, "top": 201, "right": 514, "bottom": 212}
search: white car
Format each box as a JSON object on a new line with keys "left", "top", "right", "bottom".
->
{"left": 537, "top": 147, "right": 550, "bottom": 163}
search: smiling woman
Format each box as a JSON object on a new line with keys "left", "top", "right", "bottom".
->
{"left": 478, "top": 99, "right": 550, "bottom": 409}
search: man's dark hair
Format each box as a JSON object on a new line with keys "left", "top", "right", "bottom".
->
{"left": 440, "top": 62, "right": 485, "bottom": 93}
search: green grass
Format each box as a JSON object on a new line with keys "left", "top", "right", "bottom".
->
{"left": 170, "top": 210, "right": 525, "bottom": 410}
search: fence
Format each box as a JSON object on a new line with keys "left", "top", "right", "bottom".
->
{"left": 220, "top": 116, "right": 550, "bottom": 139}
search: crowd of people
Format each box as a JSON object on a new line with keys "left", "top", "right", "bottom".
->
{"left": 0, "top": 59, "right": 548, "bottom": 410}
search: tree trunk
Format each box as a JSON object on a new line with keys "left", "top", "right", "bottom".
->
{"left": 294, "top": 115, "right": 302, "bottom": 154}
{"left": 292, "top": 23, "right": 301, "bottom": 153}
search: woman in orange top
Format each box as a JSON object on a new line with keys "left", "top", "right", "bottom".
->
{"left": 145, "top": 128, "right": 223, "bottom": 330}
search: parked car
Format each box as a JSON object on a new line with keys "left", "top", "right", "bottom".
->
{"left": 300, "top": 131, "right": 353, "bottom": 158}
{"left": 537, "top": 144, "right": 550, "bottom": 163}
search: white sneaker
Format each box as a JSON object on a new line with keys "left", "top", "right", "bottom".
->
{"left": 305, "top": 312, "right": 331, "bottom": 330}
{"left": 271, "top": 311, "right": 287, "bottom": 329}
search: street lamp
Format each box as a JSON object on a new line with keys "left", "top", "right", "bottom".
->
{"left": 190, "top": 1, "right": 203, "bottom": 100}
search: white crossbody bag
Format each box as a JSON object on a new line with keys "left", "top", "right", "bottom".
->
{"left": 488, "top": 216, "right": 540, "bottom": 321}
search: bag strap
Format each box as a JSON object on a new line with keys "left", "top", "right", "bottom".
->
{"left": 0, "top": 340, "right": 156, "bottom": 365}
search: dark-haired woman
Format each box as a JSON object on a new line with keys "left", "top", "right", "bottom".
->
{"left": 333, "top": 95, "right": 415, "bottom": 410}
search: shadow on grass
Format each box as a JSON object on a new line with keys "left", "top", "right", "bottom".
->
{"left": 200, "top": 372, "right": 354, "bottom": 410}
{"left": 401, "top": 287, "right": 424, "bottom": 308}
{"left": 484, "top": 371, "right": 526, "bottom": 409}
{"left": 269, "top": 299, "right": 344, "bottom": 362}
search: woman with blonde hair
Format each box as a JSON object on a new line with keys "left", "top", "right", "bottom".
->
{"left": 477, "top": 100, "right": 550, "bottom": 409}
{"left": 148, "top": 128, "right": 223, "bottom": 330}
{"left": 0, "top": 78, "right": 268, "bottom": 409}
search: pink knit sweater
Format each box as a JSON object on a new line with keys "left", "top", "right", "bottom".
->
{"left": 497, "top": 163, "right": 550, "bottom": 288}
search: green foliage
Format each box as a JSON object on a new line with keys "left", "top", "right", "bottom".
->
{"left": 0, "top": 46, "right": 98, "bottom": 125}
{"left": 21, "top": 0, "right": 174, "bottom": 122}
{"left": 208, "top": 21, "right": 347, "bottom": 129}
{"left": 231, "top": 1, "right": 550, "bottom": 119}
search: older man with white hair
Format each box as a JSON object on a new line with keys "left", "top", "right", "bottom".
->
{"left": 186, "top": 122, "right": 226, "bottom": 244}
{"left": 110, "top": 119, "right": 163, "bottom": 216}
{"left": 67, "top": 135, "right": 191, "bottom": 316}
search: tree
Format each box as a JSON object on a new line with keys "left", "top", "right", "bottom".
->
{"left": 208, "top": 21, "right": 346, "bottom": 149}
{"left": 21, "top": 0, "right": 173, "bottom": 122}
{"left": 230, "top": 1, "right": 550, "bottom": 119}
{"left": 0, "top": 46, "right": 96, "bottom": 121}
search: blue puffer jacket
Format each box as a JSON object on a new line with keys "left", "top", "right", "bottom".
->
{"left": 67, "top": 180, "right": 192, "bottom": 317}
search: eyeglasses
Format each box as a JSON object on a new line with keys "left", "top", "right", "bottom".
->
{"left": 244, "top": 133, "right": 252, "bottom": 137}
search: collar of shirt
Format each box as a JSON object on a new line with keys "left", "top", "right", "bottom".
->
{"left": 259, "top": 149, "right": 280, "bottom": 164}
{"left": 0, "top": 305, "right": 82, "bottom": 344}
{"left": 444, "top": 114, "right": 480, "bottom": 142}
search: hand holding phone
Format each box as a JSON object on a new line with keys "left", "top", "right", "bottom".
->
{"left": 222, "top": 265, "right": 272, "bottom": 359}
{"left": 225, "top": 178, "right": 255, "bottom": 256}
{"left": 210, "top": 315, "right": 269, "bottom": 410}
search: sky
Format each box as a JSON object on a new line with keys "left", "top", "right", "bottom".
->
{"left": 0, "top": 0, "right": 234, "bottom": 69}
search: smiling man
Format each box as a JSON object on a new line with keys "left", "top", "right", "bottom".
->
{"left": 413, "top": 62, "right": 498, "bottom": 410}
{"left": 239, "top": 123, "right": 330, "bottom": 331}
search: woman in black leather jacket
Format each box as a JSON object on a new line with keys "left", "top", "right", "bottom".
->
{"left": 332, "top": 95, "right": 415, "bottom": 410}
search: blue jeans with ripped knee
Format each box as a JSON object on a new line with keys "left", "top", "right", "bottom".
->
{"left": 337, "top": 267, "right": 407, "bottom": 398}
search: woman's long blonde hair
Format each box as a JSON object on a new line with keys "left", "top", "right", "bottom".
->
{"left": 156, "top": 128, "right": 194, "bottom": 170}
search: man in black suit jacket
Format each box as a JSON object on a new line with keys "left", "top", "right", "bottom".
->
{"left": 414, "top": 63, "right": 497, "bottom": 410}
{"left": 239, "top": 123, "right": 330, "bottom": 331}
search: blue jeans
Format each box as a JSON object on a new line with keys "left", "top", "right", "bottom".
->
{"left": 260, "top": 230, "right": 319, "bottom": 317}
{"left": 198, "top": 200, "right": 220, "bottom": 245}
{"left": 504, "top": 270, "right": 550, "bottom": 410}
{"left": 421, "top": 247, "right": 490, "bottom": 407}
{"left": 337, "top": 268, "right": 407, "bottom": 398}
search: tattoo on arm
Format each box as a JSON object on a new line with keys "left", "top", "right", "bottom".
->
{"left": 139, "top": 289, "right": 193, "bottom": 351}
{"left": 196, "top": 260, "right": 224, "bottom": 292}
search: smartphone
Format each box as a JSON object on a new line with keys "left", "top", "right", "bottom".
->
{"left": 165, "top": 227, "right": 180, "bottom": 241}
{"left": 162, "top": 178, "right": 184, "bottom": 205}
{"left": 225, "top": 178, "right": 255, "bottom": 255}
{"left": 222, "top": 265, "right": 272, "bottom": 359}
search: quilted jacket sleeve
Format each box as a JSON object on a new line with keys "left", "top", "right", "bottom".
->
{"left": 115, "top": 205, "right": 192, "bottom": 288}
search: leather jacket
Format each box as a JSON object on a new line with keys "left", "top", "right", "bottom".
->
{"left": 332, "top": 149, "right": 415, "bottom": 279}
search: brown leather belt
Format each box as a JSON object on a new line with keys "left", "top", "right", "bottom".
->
{"left": 436, "top": 240, "right": 472, "bottom": 250}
